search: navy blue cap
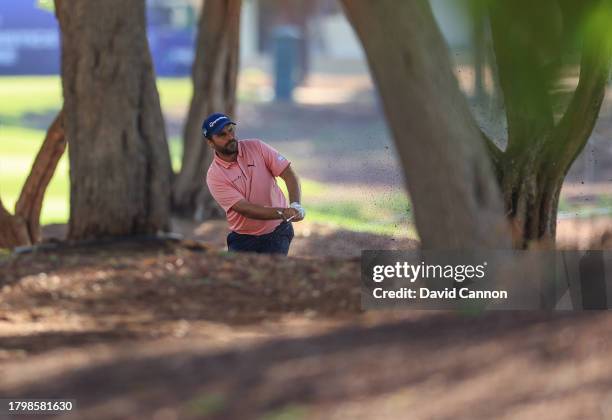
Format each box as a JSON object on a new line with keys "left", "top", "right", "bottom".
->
{"left": 202, "top": 113, "right": 235, "bottom": 138}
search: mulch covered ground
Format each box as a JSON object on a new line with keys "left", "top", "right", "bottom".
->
{"left": 1, "top": 228, "right": 612, "bottom": 419}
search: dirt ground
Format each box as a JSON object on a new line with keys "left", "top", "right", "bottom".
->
{"left": 1, "top": 221, "right": 612, "bottom": 420}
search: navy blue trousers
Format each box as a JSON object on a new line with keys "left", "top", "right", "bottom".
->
{"left": 227, "top": 221, "right": 294, "bottom": 255}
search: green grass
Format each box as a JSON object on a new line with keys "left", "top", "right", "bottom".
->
{"left": 0, "top": 77, "right": 193, "bottom": 224}
{"left": 157, "top": 73, "right": 269, "bottom": 107}
{"left": 0, "top": 77, "right": 62, "bottom": 123}
{"left": 168, "top": 136, "right": 184, "bottom": 172}
{"left": 0, "top": 125, "right": 69, "bottom": 224}
{"left": 0, "top": 76, "right": 195, "bottom": 120}
{"left": 558, "top": 195, "right": 612, "bottom": 215}
{"left": 278, "top": 179, "right": 414, "bottom": 237}
{"left": 597, "top": 195, "right": 612, "bottom": 209}
{"left": 157, "top": 78, "right": 193, "bottom": 110}
{"left": 0, "top": 76, "right": 415, "bottom": 237}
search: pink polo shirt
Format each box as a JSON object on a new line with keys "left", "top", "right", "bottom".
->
{"left": 206, "top": 139, "right": 291, "bottom": 235}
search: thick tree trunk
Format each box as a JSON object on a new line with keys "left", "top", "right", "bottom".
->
{"left": 498, "top": 155, "right": 563, "bottom": 248}
{"left": 56, "top": 0, "right": 172, "bottom": 240}
{"left": 497, "top": 52, "right": 611, "bottom": 249}
{"left": 341, "top": 0, "right": 510, "bottom": 249}
{"left": 0, "top": 111, "right": 66, "bottom": 249}
{"left": 172, "top": 0, "right": 241, "bottom": 220}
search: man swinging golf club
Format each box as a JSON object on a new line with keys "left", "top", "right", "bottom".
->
{"left": 204, "top": 113, "right": 305, "bottom": 255}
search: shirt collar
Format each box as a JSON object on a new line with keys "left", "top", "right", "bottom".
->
{"left": 213, "top": 141, "right": 242, "bottom": 169}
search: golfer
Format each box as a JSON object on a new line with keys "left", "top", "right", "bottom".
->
{"left": 204, "top": 112, "right": 305, "bottom": 255}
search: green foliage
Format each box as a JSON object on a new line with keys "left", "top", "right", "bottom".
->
{"left": 582, "top": 0, "right": 612, "bottom": 53}
{"left": 464, "top": 0, "right": 612, "bottom": 126}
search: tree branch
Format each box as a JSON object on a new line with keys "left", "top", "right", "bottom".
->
{"left": 172, "top": 0, "right": 241, "bottom": 218}
{"left": 15, "top": 110, "right": 66, "bottom": 243}
{"left": 0, "top": 196, "right": 9, "bottom": 218}
{"left": 488, "top": 1, "right": 560, "bottom": 151}
{"left": 546, "top": 35, "right": 612, "bottom": 176}
{"left": 0, "top": 197, "right": 31, "bottom": 249}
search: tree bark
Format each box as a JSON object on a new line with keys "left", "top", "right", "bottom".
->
{"left": 340, "top": 0, "right": 510, "bottom": 249}
{"left": 56, "top": 0, "right": 172, "bottom": 240}
{"left": 0, "top": 198, "right": 30, "bottom": 249}
{"left": 172, "top": 0, "right": 241, "bottom": 220}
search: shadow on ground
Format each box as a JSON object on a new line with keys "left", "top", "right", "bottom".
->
{"left": 2, "top": 312, "right": 612, "bottom": 419}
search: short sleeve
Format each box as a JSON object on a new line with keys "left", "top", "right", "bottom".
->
{"left": 257, "top": 140, "right": 291, "bottom": 177}
{"left": 206, "top": 174, "right": 245, "bottom": 212}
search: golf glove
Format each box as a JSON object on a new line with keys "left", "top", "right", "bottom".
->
{"left": 290, "top": 202, "right": 305, "bottom": 219}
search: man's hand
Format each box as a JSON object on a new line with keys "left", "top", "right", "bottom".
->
{"left": 232, "top": 200, "right": 288, "bottom": 220}
{"left": 277, "top": 207, "right": 299, "bottom": 221}
{"left": 289, "top": 202, "right": 305, "bottom": 222}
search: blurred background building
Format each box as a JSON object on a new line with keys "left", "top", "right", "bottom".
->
{"left": 0, "top": 0, "right": 60, "bottom": 74}
{"left": 0, "top": 0, "right": 472, "bottom": 77}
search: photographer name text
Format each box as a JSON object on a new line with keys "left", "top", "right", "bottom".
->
{"left": 370, "top": 261, "right": 508, "bottom": 300}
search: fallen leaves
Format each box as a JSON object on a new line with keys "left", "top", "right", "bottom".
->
{"left": 0, "top": 240, "right": 362, "bottom": 360}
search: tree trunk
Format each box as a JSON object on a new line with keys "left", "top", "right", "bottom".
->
{"left": 498, "top": 155, "right": 563, "bottom": 248}
{"left": 0, "top": 198, "right": 30, "bottom": 249}
{"left": 340, "top": 0, "right": 511, "bottom": 249}
{"left": 0, "top": 111, "right": 66, "bottom": 249}
{"left": 56, "top": 0, "right": 172, "bottom": 240}
{"left": 172, "top": 0, "right": 241, "bottom": 220}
